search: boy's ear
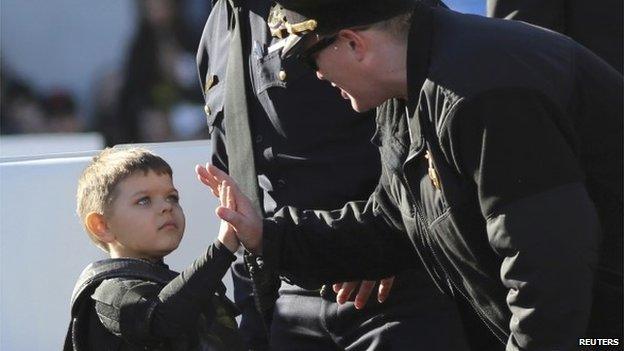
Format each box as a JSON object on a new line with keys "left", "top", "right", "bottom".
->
{"left": 85, "top": 212, "right": 115, "bottom": 243}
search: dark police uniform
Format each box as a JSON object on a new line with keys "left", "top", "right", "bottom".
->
{"left": 261, "top": 1, "right": 623, "bottom": 350}
{"left": 64, "top": 241, "right": 243, "bottom": 351}
{"left": 197, "top": 0, "right": 470, "bottom": 350}
{"left": 487, "top": 0, "right": 623, "bottom": 74}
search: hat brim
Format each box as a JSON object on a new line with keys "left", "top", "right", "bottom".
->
{"left": 283, "top": 34, "right": 307, "bottom": 58}
{"left": 269, "top": 33, "right": 308, "bottom": 59}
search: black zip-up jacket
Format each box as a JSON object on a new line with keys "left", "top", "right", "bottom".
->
{"left": 259, "top": 4, "right": 622, "bottom": 350}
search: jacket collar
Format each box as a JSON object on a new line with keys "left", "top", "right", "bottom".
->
{"left": 406, "top": 2, "right": 434, "bottom": 110}
{"left": 404, "top": 3, "right": 435, "bottom": 157}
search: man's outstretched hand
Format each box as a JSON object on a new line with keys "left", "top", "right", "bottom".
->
{"left": 195, "top": 164, "right": 263, "bottom": 253}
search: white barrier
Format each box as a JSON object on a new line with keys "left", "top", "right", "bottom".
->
{"left": 0, "top": 140, "right": 231, "bottom": 351}
{"left": 0, "top": 133, "right": 105, "bottom": 158}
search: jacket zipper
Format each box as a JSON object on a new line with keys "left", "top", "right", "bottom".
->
{"left": 401, "top": 170, "right": 507, "bottom": 344}
{"left": 414, "top": 200, "right": 507, "bottom": 344}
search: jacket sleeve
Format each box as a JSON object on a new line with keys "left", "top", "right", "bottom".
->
{"left": 261, "top": 167, "right": 419, "bottom": 286}
{"left": 441, "top": 88, "right": 600, "bottom": 350}
{"left": 92, "top": 240, "right": 235, "bottom": 346}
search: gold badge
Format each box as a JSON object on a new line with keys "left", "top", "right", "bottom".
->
{"left": 425, "top": 150, "right": 441, "bottom": 189}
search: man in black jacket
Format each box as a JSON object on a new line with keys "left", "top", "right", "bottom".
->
{"left": 196, "top": 0, "right": 469, "bottom": 350}
{"left": 198, "top": 0, "right": 623, "bottom": 350}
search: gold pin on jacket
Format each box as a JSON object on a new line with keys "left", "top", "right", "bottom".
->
{"left": 425, "top": 150, "right": 441, "bottom": 189}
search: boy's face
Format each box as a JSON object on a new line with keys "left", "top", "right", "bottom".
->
{"left": 106, "top": 170, "right": 185, "bottom": 261}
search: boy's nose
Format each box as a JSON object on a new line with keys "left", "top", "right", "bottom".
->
{"left": 160, "top": 200, "right": 173, "bottom": 213}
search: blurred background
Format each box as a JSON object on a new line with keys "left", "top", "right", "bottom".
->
{"left": 0, "top": 0, "right": 484, "bottom": 155}
{"left": 1, "top": 0, "right": 214, "bottom": 150}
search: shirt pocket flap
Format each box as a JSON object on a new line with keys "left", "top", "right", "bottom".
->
{"left": 204, "top": 75, "right": 225, "bottom": 126}
{"left": 253, "top": 51, "right": 308, "bottom": 94}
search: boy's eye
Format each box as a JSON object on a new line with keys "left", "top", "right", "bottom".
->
{"left": 167, "top": 194, "right": 180, "bottom": 203}
{"left": 137, "top": 197, "right": 151, "bottom": 206}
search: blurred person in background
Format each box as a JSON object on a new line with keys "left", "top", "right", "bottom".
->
{"left": 110, "top": 0, "right": 208, "bottom": 145}
{"left": 92, "top": 69, "right": 124, "bottom": 146}
{"left": 1, "top": 67, "right": 47, "bottom": 135}
{"left": 42, "top": 89, "right": 84, "bottom": 133}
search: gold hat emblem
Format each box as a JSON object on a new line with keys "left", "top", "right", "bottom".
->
{"left": 268, "top": 4, "right": 318, "bottom": 38}
{"left": 268, "top": 6, "right": 288, "bottom": 38}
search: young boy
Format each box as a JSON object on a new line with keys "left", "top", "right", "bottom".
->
{"left": 64, "top": 147, "right": 244, "bottom": 351}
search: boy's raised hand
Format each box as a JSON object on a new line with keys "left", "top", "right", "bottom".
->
{"left": 217, "top": 181, "right": 240, "bottom": 253}
{"left": 195, "top": 164, "right": 263, "bottom": 253}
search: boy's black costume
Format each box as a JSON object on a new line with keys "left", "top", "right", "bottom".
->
{"left": 64, "top": 241, "right": 244, "bottom": 351}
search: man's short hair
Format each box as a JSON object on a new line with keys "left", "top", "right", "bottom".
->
{"left": 367, "top": 11, "right": 413, "bottom": 39}
{"left": 76, "top": 147, "right": 172, "bottom": 251}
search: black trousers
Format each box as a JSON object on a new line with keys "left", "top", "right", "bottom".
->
{"left": 270, "top": 268, "right": 471, "bottom": 351}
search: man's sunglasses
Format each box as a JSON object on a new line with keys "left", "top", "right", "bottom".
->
{"left": 299, "top": 34, "right": 338, "bottom": 71}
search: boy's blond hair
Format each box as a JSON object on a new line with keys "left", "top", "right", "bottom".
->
{"left": 76, "top": 147, "right": 173, "bottom": 251}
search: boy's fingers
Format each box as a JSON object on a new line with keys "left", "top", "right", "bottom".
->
{"left": 333, "top": 282, "right": 343, "bottom": 293}
{"left": 196, "top": 175, "right": 219, "bottom": 197}
{"left": 195, "top": 171, "right": 212, "bottom": 187}
{"left": 196, "top": 165, "right": 221, "bottom": 196}
{"left": 196, "top": 165, "right": 217, "bottom": 185}
{"left": 207, "top": 164, "right": 231, "bottom": 182}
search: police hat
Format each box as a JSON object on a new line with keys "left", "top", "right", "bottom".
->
{"left": 268, "top": 0, "right": 443, "bottom": 58}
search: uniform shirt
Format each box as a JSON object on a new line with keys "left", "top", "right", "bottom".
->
{"left": 199, "top": 0, "right": 380, "bottom": 215}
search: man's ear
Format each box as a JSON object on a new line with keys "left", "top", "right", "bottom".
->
{"left": 85, "top": 212, "right": 115, "bottom": 243}
{"left": 338, "top": 29, "right": 368, "bottom": 61}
